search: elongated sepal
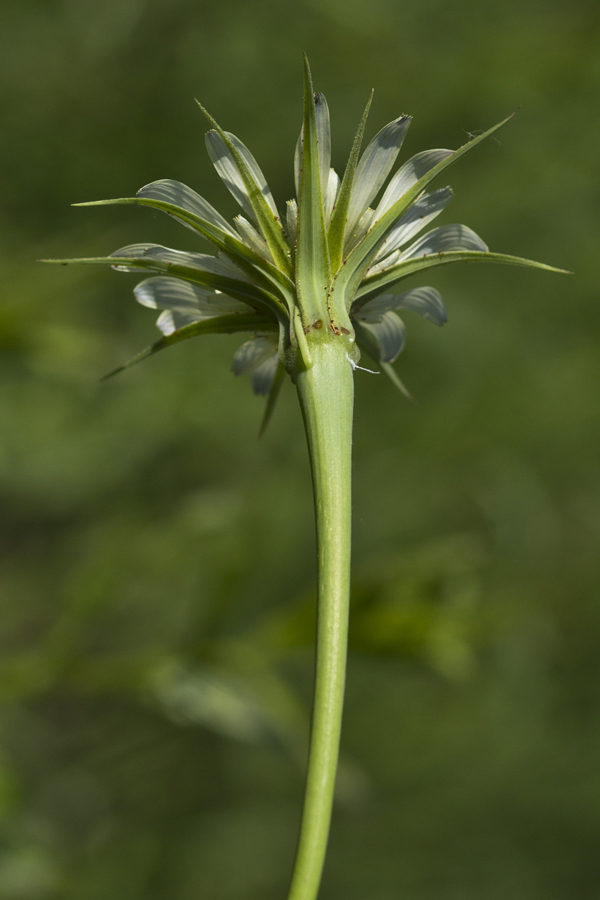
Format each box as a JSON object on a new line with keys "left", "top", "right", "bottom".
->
{"left": 100, "top": 313, "right": 277, "bottom": 381}
{"left": 259, "top": 361, "right": 286, "bottom": 437}
{"left": 196, "top": 101, "right": 292, "bottom": 276}
{"left": 355, "top": 250, "right": 572, "bottom": 303}
{"left": 72, "top": 195, "right": 294, "bottom": 300}
{"left": 40, "top": 254, "right": 288, "bottom": 321}
{"left": 381, "top": 361, "right": 415, "bottom": 401}
{"left": 295, "top": 56, "right": 331, "bottom": 327}
{"left": 327, "top": 91, "right": 373, "bottom": 273}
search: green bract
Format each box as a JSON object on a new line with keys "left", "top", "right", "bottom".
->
{"left": 44, "top": 58, "right": 567, "bottom": 416}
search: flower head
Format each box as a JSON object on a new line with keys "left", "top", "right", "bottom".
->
{"left": 47, "top": 58, "right": 567, "bottom": 422}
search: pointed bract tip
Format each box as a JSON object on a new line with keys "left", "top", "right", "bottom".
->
{"left": 99, "top": 341, "right": 160, "bottom": 381}
{"left": 303, "top": 54, "right": 313, "bottom": 85}
{"left": 195, "top": 98, "right": 216, "bottom": 127}
{"left": 99, "top": 367, "right": 123, "bottom": 383}
{"left": 399, "top": 382, "right": 417, "bottom": 403}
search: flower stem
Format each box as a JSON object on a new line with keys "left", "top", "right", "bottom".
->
{"left": 288, "top": 335, "right": 354, "bottom": 900}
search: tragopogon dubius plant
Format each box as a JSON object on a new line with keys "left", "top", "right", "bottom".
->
{"left": 44, "top": 57, "right": 568, "bottom": 900}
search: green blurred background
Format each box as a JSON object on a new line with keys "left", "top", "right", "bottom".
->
{"left": 0, "top": 0, "right": 599, "bottom": 897}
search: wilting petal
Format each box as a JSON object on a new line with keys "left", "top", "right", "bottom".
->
{"left": 110, "top": 243, "right": 249, "bottom": 279}
{"left": 323, "top": 168, "right": 341, "bottom": 224}
{"left": 286, "top": 199, "right": 298, "bottom": 243}
{"left": 156, "top": 309, "right": 203, "bottom": 335}
{"left": 315, "top": 92, "right": 332, "bottom": 200}
{"left": 136, "top": 180, "right": 237, "bottom": 236}
{"left": 108, "top": 242, "right": 165, "bottom": 272}
{"left": 205, "top": 130, "right": 279, "bottom": 220}
{"left": 96, "top": 245, "right": 282, "bottom": 316}
{"left": 234, "top": 216, "right": 273, "bottom": 262}
{"left": 251, "top": 353, "right": 279, "bottom": 396}
{"left": 354, "top": 310, "right": 406, "bottom": 363}
{"left": 231, "top": 335, "right": 278, "bottom": 376}
{"left": 393, "top": 286, "right": 447, "bottom": 325}
{"left": 134, "top": 277, "right": 251, "bottom": 317}
{"left": 344, "top": 208, "right": 374, "bottom": 254}
{"left": 199, "top": 102, "right": 291, "bottom": 275}
{"left": 375, "top": 149, "right": 453, "bottom": 218}
{"left": 399, "top": 223, "right": 488, "bottom": 260}
{"left": 45, "top": 247, "right": 287, "bottom": 321}
{"left": 345, "top": 115, "right": 411, "bottom": 236}
{"left": 294, "top": 126, "right": 303, "bottom": 200}
{"left": 355, "top": 286, "right": 447, "bottom": 326}
{"left": 370, "top": 187, "right": 453, "bottom": 269}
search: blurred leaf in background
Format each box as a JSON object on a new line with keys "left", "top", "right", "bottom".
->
{"left": 0, "top": 0, "right": 599, "bottom": 898}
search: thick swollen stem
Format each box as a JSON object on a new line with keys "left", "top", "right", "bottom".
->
{"left": 287, "top": 335, "right": 354, "bottom": 900}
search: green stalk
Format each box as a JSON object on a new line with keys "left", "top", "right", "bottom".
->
{"left": 288, "top": 334, "right": 354, "bottom": 900}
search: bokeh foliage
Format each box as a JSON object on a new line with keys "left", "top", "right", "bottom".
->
{"left": 0, "top": 0, "right": 599, "bottom": 897}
